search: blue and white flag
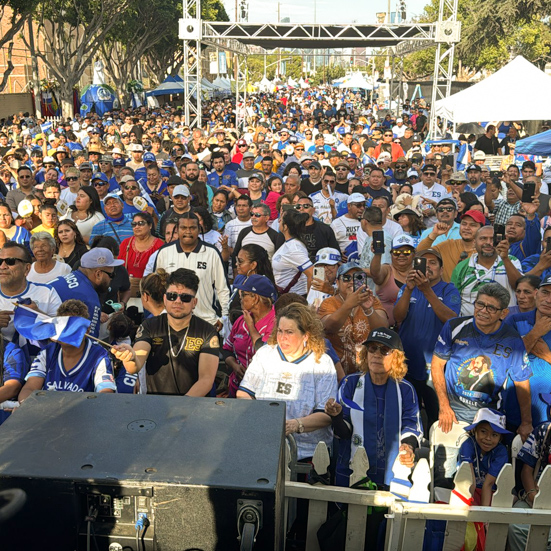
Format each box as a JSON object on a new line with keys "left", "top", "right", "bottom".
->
{"left": 40, "top": 121, "right": 53, "bottom": 135}
{"left": 13, "top": 304, "right": 90, "bottom": 347}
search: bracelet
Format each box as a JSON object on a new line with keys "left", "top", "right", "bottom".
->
{"left": 364, "top": 307, "right": 374, "bottom": 316}
{"left": 526, "top": 488, "right": 538, "bottom": 495}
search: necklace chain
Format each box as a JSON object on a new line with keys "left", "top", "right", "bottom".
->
{"left": 168, "top": 322, "right": 190, "bottom": 357}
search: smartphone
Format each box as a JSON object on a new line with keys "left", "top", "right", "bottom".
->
{"left": 313, "top": 266, "right": 325, "bottom": 281}
{"left": 372, "top": 230, "right": 385, "bottom": 254}
{"left": 413, "top": 257, "right": 427, "bottom": 276}
{"left": 546, "top": 237, "right": 551, "bottom": 253}
{"left": 522, "top": 182, "right": 536, "bottom": 203}
{"left": 353, "top": 271, "right": 367, "bottom": 292}
{"left": 282, "top": 203, "right": 294, "bottom": 212}
{"left": 490, "top": 170, "right": 503, "bottom": 179}
{"left": 493, "top": 224, "right": 505, "bottom": 247}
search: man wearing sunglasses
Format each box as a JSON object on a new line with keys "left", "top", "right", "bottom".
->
{"left": 331, "top": 193, "right": 365, "bottom": 261}
{"left": 431, "top": 282, "right": 532, "bottom": 442}
{"left": 373, "top": 130, "right": 405, "bottom": 162}
{"left": 112, "top": 268, "right": 219, "bottom": 397}
{"left": 419, "top": 198, "right": 460, "bottom": 245}
{"left": 6, "top": 166, "right": 35, "bottom": 212}
{"left": 50, "top": 248, "right": 123, "bottom": 339}
{"left": 412, "top": 163, "right": 451, "bottom": 228}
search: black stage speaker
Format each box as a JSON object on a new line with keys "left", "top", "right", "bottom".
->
{"left": 0, "top": 392, "right": 286, "bottom": 551}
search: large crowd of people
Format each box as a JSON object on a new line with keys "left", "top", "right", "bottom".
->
{"left": 1, "top": 88, "right": 551, "bottom": 549}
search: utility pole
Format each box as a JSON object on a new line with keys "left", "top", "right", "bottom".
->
{"left": 27, "top": 17, "right": 42, "bottom": 118}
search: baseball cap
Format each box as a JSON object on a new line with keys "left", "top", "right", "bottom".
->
{"left": 236, "top": 139, "right": 247, "bottom": 146}
{"left": 91, "top": 172, "right": 108, "bottom": 183}
{"left": 422, "top": 163, "right": 437, "bottom": 173}
{"left": 113, "top": 158, "right": 126, "bottom": 168}
{"left": 391, "top": 234, "right": 416, "bottom": 250}
{"left": 473, "top": 150, "right": 486, "bottom": 160}
{"left": 248, "top": 172, "right": 263, "bottom": 181}
{"left": 466, "top": 164, "right": 482, "bottom": 172}
{"left": 288, "top": 136, "right": 298, "bottom": 144}
{"left": 172, "top": 184, "right": 190, "bottom": 198}
{"left": 242, "top": 152, "right": 255, "bottom": 159}
{"left": 540, "top": 276, "right": 551, "bottom": 288}
{"left": 315, "top": 146, "right": 326, "bottom": 154}
{"left": 415, "top": 248, "right": 443, "bottom": 266}
{"left": 308, "top": 161, "right": 322, "bottom": 170}
{"left": 81, "top": 247, "right": 124, "bottom": 269}
{"left": 103, "top": 193, "right": 124, "bottom": 205}
{"left": 347, "top": 192, "right": 366, "bottom": 204}
{"left": 233, "top": 274, "right": 277, "bottom": 301}
{"left": 464, "top": 408, "right": 512, "bottom": 436}
{"left": 437, "top": 198, "right": 457, "bottom": 209}
{"left": 143, "top": 152, "right": 156, "bottom": 163}
{"left": 364, "top": 327, "right": 403, "bottom": 351}
{"left": 412, "top": 134, "right": 421, "bottom": 142}
{"left": 396, "top": 117, "right": 403, "bottom": 123}
{"left": 337, "top": 261, "right": 361, "bottom": 277}
{"left": 61, "top": 158, "right": 74, "bottom": 166}
{"left": 328, "top": 150, "right": 340, "bottom": 159}
{"left": 79, "top": 162, "right": 92, "bottom": 170}
{"left": 461, "top": 209, "right": 486, "bottom": 225}
{"left": 43, "top": 156, "right": 56, "bottom": 165}
{"left": 407, "top": 169, "right": 419, "bottom": 178}
{"left": 450, "top": 171, "right": 468, "bottom": 182}
{"left": 166, "top": 175, "right": 184, "bottom": 186}
{"left": 315, "top": 247, "right": 341, "bottom": 266}
{"left": 130, "top": 144, "right": 143, "bottom": 152}
{"left": 120, "top": 175, "right": 137, "bottom": 184}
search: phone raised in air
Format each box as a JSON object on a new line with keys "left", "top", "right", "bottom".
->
{"left": 313, "top": 266, "right": 325, "bottom": 281}
{"left": 353, "top": 271, "right": 367, "bottom": 292}
{"left": 493, "top": 224, "right": 505, "bottom": 247}
{"left": 521, "top": 182, "right": 536, "bottom": 203}
{"left": 372, "top": 230, "right": 385, "bottom": 254}
{"left": 413, "top": 257, "right": 427, "bottom": 276}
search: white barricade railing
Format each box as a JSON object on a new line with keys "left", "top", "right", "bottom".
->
{"left": 284, "top": 441, "right": 551, "bottom": 551}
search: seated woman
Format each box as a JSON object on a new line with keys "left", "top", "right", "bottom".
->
{"left": 237, "top": 303, "right": 337, "bottom": 461}
{"left": 54, "top": 219, "right": 88, "bottom": 269}
{"left": 27, "top": 231, "right": 72, "bottom": 284}
{"left": 18, "top": 299, "right": 117, "bottom": 401}
{"left": 223, "top": 275, "right": 277, "bottom": 397}
{"left": 392, "top": 204, "right": 426, "bottom": 248}
{"left": 0, "top": 202, "right": 30, "bottom": 249}
{"left": 319, "top": 262, "right": 388, "bottom": 375}
{"left": 325, "top": 328, "right": 422, "bottom": 488}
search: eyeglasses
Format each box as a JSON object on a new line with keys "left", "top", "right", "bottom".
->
{"left": 436, "top": 206, "right": 455, "bottom": 213}
{"left": 367, "top": 343, "right": 392, "bottom": 356}
{"left": 125, "top": 186, "right": 138, "bottom": 191}
{"left": 0, "top": 257, "right": 25, "bottom": 266}
{"left": 66, "top": 177, "right": 79, "bottom": 182}
{"left": 474, "top": 300, "right": 503, "bottom": 315}
{"left": 391, "top": 249, "right": 413, "bottom": 256}
{"left": 165, "top": 291, "right": 194, "bottom": 303}
{"left": 93, "top": 181, "right": 108, "bottom": 187}
{"left": 423, "top": 172, "right": 436, "bottom": 176}
{"left": 339, "top": 274, "right": 353, "bottom": 282}
{"left": 294, "top": 204, "right": 313, "bottom": 210}
{"left": 100, "top": 270, "right": 115, "bottom": 279}
{"left": 131, "top": 220, "right": 147, "bottom": 227}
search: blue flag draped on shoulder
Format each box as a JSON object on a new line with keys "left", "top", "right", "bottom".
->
{"left": 13, "top": 304, "right": 90, "bottom": 347}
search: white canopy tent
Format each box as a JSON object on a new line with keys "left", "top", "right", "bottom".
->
{"left": 339, "top": 72, "right": 375, "bottom": 90}
{"left": 435, "top": 56, "right": 551, "bottom": 122}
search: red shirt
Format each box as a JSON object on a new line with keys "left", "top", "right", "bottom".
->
{"left": 118, "top": 236, "right": 164, "bottom": 278}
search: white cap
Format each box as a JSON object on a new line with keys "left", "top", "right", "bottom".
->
{"left": 396, "top": 117, "right": 403, "bottom": 123}
{"left": 130, "top": 143, "right": 143, "bottom": 152}
{"left": 43, "top": 156, "right": 56, "bottom": 164}
{"left": 407, "top": 168, "right": 420, "bottom": 178}
{"left": 391, "top": 234, "right": 416, "bottom": 250}
{"left": 315, "top": 247, "right": 341, "bottom": 266}
{"left": 347, "top": 192, "right": 366, "bottom": 204}
{"left": 473, "top": 150, "right": 486, "bottom": 160}
{"left": 377, "top": 152, "right": 391, "bottom": 161}
{"left": 172, "top": 184, "right": 190, "bottom": 198}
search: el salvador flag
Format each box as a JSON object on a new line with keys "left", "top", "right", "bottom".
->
{"left": 40, "top": 121, "right": 53, "bottom": 134}
{"left": 14, "top": 304, "right": 90, "bottom": 347}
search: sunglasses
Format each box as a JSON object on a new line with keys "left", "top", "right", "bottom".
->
{"left": 100, "top": 270, "right": 115, "bottom": 279}
{"left": 450, "top": 181, "right": 464, "bottom": 186}
{"left": 423, "top": 172, "right": 436, "bottom": 176}
{"left": 251, "top": 212, "right": 267, "bottom": 218}
{"left": 0, "top": 257, "right": 25, "bottom": 266}
{"left": 165, "top": 291, "right": 194, "bottom": 303}
{"left": 436, "top": 206, "right": 455, "bottom": 213}
{"left": 93, "top": 181, "right": 107, "bottom": 187}
{"left": 384, "top": 134, "right": 393, "bottom": 137}
{"left": 66, "top": 177, "right": 79, "bottom": 182}
{"left": 323, "top": 180, "right": 336, "bottom": 184}
{"left": 395, "top": 165, "right": 408, "bottom": 169}
{"left": 391, "top": 249, "right": 413, "bottom": 256}
{"left": 367, "top": 343, "right": 392, "bottom": 356}
{"left": 294, "top": 204, "right": 313, "bottom": 210}
{"left": 336, "top": 168, "right": 348, "bottom": 171}
{"left": 238, "top": 144, "right": 248, "bottom": 148}
{"left": 339, "top": 274, "right": 353, "bottom": 282}
{"left": 131, "top": 220, "right": 147, "bottom": 227}
{"left": 125, "top": 186, "right": 138, "bottom": 191}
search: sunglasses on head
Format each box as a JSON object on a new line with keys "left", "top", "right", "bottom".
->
{"left": 367, "top": 343, "right": 392, "bottom": 356}
{"left": 165, "top": 291, "right": 194, "bottom": 303}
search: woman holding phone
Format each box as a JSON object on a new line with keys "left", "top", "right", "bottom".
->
{"left": 319, "top": 262, "right": 388, "bottom": 375}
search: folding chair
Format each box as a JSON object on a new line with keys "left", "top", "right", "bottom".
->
{"left": 429, "top": 421, "right": 469, "bottom": 502}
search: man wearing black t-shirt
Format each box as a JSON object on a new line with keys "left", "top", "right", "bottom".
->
{"left": 301, "top": 161, "right": 323, "bottom": 196}
{"left": 112, "top": 268, "right": 219, "bottom": 396}
{"left": 474, "top": 125, "right": 500, "bottom": 155}
{"left": 275, "top": 196, "right": 339, "bottom": 263}
{"left": 364, "top": 167, "right": 393, "bottom": 203}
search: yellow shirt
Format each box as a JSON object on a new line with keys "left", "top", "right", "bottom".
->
{"left": 31, "top": 224, "right": 55, "bottom": 237}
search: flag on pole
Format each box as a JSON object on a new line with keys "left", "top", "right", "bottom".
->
{"left": 13, "top": 304, "right": 91, "bottom": 347}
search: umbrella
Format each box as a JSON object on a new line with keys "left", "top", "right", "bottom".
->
{"left": 456, "top": 123, "right": 486, "bottom": 135}
{"left": 516, "top": 129, "right": 551, "bottom": 156}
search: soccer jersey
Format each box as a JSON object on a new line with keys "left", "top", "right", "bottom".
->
{"left": 135, "top": 313, "right": 219, "bottom": 395}
{"left": 50, "top": 271, "right": 102, "bottom": 338}
{"left": 517, "top": 421, "right": 551, "bottom": 482}
{"left": 458, "top": 437, "right": 508, "bottom": 489}
{"left": 239, "top": 344, "right": 337, "bottom": 460}
{"left": 272, "top": 238, "right": 313, "bottom": 295}
{"left": 0, "top": 282, "right": 62, "bottom": 347}
{"left": 397, "top": 280, "right": 461, "bottom": 381}
{"left": 310, "top": 190, "right": 349, "bottom": 225}
{"left": 27, "top": 340, "right": 116, "bottom": 393}
{"left": 433, "top": 317, "right": 530, "bottom": 413}
{"left": 330, "top": 216, "right": 361, "bottom": 254}
{"left": 224, "top": 218, "right": 252, "bottom": 249}
{"left": 0, "top": 342, "right": 27, "bottom": 424}
{"left": 451, "top": 254, "right": 521, "bottom": 316}
{"left": 153, "top": 240, "right": 230, "bottom": 325}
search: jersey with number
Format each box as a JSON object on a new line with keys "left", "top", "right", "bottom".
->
{"left": 153, "top": 240, "right": 230, "bottom": 325}
{"left": 135, "top": 313, "right": 219, "bottom": 395}
{"left": 239, "top": 344, "right": 337, "bottom": 459}
{"left": 433, "top": 316, "right": 530, "bottom": 410}
{"left": 27, "top": 340, "right": 116, "bottom": 393}
{"left": 49, "top": 271, "right": 101, "bottom": 337}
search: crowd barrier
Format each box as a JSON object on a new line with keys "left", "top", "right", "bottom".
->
{"left": 284, "top": 440, "right": 551, "bottom": 551}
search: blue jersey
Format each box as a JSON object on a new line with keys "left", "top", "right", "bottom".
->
{"left": 459, "top": 437, "right": 508, "bottom": 488}
{"left": 509, "top": 216, "right": 541, "bottom": 262}
{"left": 207, "top": 170, "right": 238, "bottom": 189}
{"left": 0, "top": 342, "right": 27, "bottom": 424}
{"left": 49, "top": 271, "right": 101, "bottom": 337}
{"left": 7, "top": 226, "right": 31, "bottom": 250}
{"left": 397, "top": 280, "right": 461, "bottom": 380}
{"left": 504, "top": 310, "right": 551, "bottom": 426}
{"left": 433, "top": 316, "right": 531, "bottom": 410}
{"left": 114, "top": 366, "right": 137, "bottom": 393}
{"left": 521, "top": 254, "right": 551, "bottom": 281}
{"left": 464, "top": 183, "right": 486, "bottom": 197}
{"left": 27, "top": 340, "right": 116, "bottom": 393}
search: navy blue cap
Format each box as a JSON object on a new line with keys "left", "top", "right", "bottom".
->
{"left": 113, "top": 158, "right": 126, "bottom": 167}
{"left": 233, "top": 274, "right": 277, "bottom": 301}
{"left": 92, "top": 172, "right": 108, "bottom": 183}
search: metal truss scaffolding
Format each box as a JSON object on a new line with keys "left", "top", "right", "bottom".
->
{"left": 179, "top": 0, "right": 460, "bottom": 130}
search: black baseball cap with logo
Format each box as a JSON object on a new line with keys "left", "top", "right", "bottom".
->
{"left": 364, "top": 328, "right": 403, "bottom": 351}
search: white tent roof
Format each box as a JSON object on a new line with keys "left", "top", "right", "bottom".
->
{"left": 435, "top": 56, "right": 551, "bottom": 122}
{"left": 339, "top": 72, "right": 373, "bottom": 90}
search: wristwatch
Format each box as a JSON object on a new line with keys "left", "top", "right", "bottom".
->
{"left": 296, "top": 418, "right": 305, "bottom": 434}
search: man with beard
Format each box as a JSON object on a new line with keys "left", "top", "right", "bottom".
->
{"left": 464, "top": 164, "right": 486, "bottom": 197}
{"left": 399, "top": 127, "right": 415, "bottom": 153}
{"left": 451, "top": 226, "right": 522, "bottom": 315}
{"left": 389, "top": 157, "right": 410, "bottom": 185}
{"left": 49, "top": 248, "right": 123, "bottom": 338}
{"left": 419, "top": 198, "right": 460, "bottom": 245}
{"left": 334, "top": 161, "right": 351, "bottom": 194}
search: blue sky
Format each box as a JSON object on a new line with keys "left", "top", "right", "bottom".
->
{"left": 224, "top": 0, "right": 429, "bottom": 24}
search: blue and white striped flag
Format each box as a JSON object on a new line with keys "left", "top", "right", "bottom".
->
{"left": 13, "top": 304, "right": 90, "bottom": 347}
{"left": 40, "top": 121, "right": 53, "bottom": 135}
